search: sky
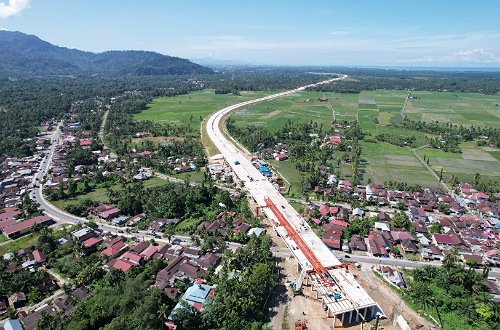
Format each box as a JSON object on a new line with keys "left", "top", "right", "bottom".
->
{"left": 1, "top": 0, "right": 500, "bottom": 67}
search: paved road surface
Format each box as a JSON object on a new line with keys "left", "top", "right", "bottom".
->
{"left": 29, "top": 83, "right": 499, "bottom": 280}
{"left": 30, "top": 126, "right": 242, "bottom": 250}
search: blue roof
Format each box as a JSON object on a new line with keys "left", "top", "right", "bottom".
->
{"left": 258, "top": 166, "right": 269, "bottom": 172}
{"left": 169, "top": 284, "right": 216, "bottom": 319}
{"left": 183, "top": 283, "right": 214, "bottom": 303}
{"left": 4, "top": 319, "right": 24, "bottom": 330}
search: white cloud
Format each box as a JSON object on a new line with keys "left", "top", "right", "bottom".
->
{"left": 0, "top": 0, "right": 31, "bottom": 19}
{"left": 399, "top": 49, "right": 500, "bottom": 64}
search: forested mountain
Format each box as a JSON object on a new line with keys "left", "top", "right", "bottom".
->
{"left": 0, "top": 31, "right": 213, "bottom": 76}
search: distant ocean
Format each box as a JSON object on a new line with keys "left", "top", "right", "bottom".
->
{"left": 349, "top": 66, "right": 500, "bottom": 72}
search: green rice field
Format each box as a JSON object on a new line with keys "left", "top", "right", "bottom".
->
{"left": 134, "top": 90, "right": 271, "bottom": 130}
{"left": 229, "top": 89, "right": 500, "bottom": 186}
{"left": 135, "top": 89, "right": 499, "bottom": 187}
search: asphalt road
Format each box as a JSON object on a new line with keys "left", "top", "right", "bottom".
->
{"left": 30, "top": 86, "right": 499, "bottom": 280}
{"left": 270, "top": 247, "right": 500, "bottom": 279}
{"left": 30, "top": 124, "right": 242, "bottom": 250}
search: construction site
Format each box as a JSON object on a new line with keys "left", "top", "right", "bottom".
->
{"left": 262, "top": 197, "right": 384, "bottom": 329}
{"left": 205, "top": 82, "right": 386, "bottom": 329}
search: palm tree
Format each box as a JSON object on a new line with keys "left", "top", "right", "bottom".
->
{"left": 451, "top": 267, "right": 467, "bottom": 286}
{"left": 157, "top": 303, "right": 170, "bottom": 329}
{"left": 443, "top": 249, "right": 460, "bottom": 269}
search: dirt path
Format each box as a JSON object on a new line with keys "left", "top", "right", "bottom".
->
{"left": 353, "top": 264, "right": 433, "bottom": 329}
{"left": 400, "top": 92, "right": 410, "bottom": 117}
{"left": 46, "top": 268, "right": 69, "bottom": 286}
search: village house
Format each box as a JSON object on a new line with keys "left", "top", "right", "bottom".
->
{"left": 432, "top": 233, "right": 465, "bottom": 249}
{"left": 483, "top": 249, "right": 500, "bottom": 266}
{"left": 169, "top": 281, "right": 216, "bottom": 319}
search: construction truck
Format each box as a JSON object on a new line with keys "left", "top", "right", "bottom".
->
{"left": 288, "top": 268, "right": 307, "bottom": 296}
{"left": 288, "top": 281, "right": 301, "bottom": 296}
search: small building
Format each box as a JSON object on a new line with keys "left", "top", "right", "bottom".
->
{"left": 82, "top": 237, "right": 103, "bottom": 255}
{"left": 8, "top": 292, "right": 26, "bottom": 309}
{"left": 174, "top": 164, "right": 196, "bottom": 173}
{"left": 401, "top": 239, "right": 419, "bottom": 254}
{"left": 72, "top": 227, "right": 96, "bottom": 242}
{"left": 169, "top": 283, "right": 216, "bottom": 319}
{"left": 275, "top": 153, "right": 288, "bottom": 161}
{"left": 99, "top": 207, "right": 121, "bottom": 221}
{"left": 112, "top": 216, "right": 128, "bottom": 226}
{"left": 101, "top": 241, "right": 127, "bottom": 260}
{"left": 483, "top": 249, "right": 500, "bottom": 266}
{"left": 247, "top": 227, "right": 265, "bottom": 237}
{"left": 139, "top": 245, "right": 158, "bottom": 261}
{"left": 3, "top": 319, "right": 24, "bottom": 330}
{"left": 432, "top": 233, "right": 464, "bottom": 248}
{"left": 3, "top": 216, "right": 54, "bottom": 239}
{"left": 374, "top": 222, "right": 390, "bottom": 232}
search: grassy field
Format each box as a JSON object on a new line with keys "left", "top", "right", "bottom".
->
{"left": 229, "top": 89, "right": 500, "bottom": 187}
{"left": 0, "top": 234, "right": 39, "bottom": 255}
{"left": 135, "top": 89, "right": 499, "bottom": 188}
{"left": 134, "top": 90, "right": 271, "bottom": 130}
{"left": 362, "top": 141, "right": 439, "bottom": 187}
{"left": 416, "top": 142, "right": 500, "bottom": 183}
{"left": 0, "top": 235, "right": 9, "bottom": 244}
{"left": 404, "top": 91, "right": 500, "bottom": 128}
{"left": 51, "top": 177, "right": 169, "bottom": 210}
{"left": 174, "top": 169, "right": 205, "bottom": 183}
{"left": 231, "top": 91, "right": 340, "bottom": 131}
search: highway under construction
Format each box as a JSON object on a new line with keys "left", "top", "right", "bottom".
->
{"left": 206, "top": 76, "right": 384, "bottom": 328}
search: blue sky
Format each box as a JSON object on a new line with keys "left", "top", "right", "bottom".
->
{"left": 1, "top": 0, "right": 499, "bottom": 66}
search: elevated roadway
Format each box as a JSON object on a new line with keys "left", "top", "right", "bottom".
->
{"left": 206, "top": 76, "right": 384, "bottom": 326}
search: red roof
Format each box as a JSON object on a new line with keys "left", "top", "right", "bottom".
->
{"left": 323, "top": 239, "right": 341, "bottom": 249}
{"left": 112, "top": 259, "right": 135, "bottom": 272}
{"left": 140, "top": 245, "right": 158, "bottom": 260}
{"left": 82, "top": 237, "right": 102, "bottom": 248}
{"left": 276, "top": 152, "right": 287, "bottom": 160}
{"left": 138, "top": 151, "right": 152, "bottom": 157}
{"left": 0, "top": 219, "right": 17, "bottom": 230}
{"left": 79, "top": 138, "right": 92, "bottom": 146}
{"left": 0, "top": 209, "right": 22, "bottom": 221}
{"left": 32, "top": 250, "right": 46, "bottom": 262}
{"left": 433, "top": 233, "right": 462, "bottom": 245}
{"left": 329, "top": 219, "right": 348, "bottom": 227}
{"left": 122, "top": 252, "right": 143, "bottom": 264}
{"left": 3, "top": 215, "right": 52, "bottom": 236}
{"left": 470, "top": 192, "right": 489, "bottom": 200}
{"left": 329, "top": 135, "right": 342, "bottom": 145}
{"left": 99, "top": 207, "right": 121, "bottom": 219}
{"left": 101, "top": 241, "right": 126, "bottom": 257}
{"left": 319, "top": 204, "right": 330, "bottom": 216}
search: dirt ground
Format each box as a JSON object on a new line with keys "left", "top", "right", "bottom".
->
{"left": 264, "top": 217, "right": 432, "bottom": 330}
{"left": 265, "top": 217, "right": 334, "bottom": 330}
{"left": 352, "top": 264, "right": 432, "bottom": 330}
